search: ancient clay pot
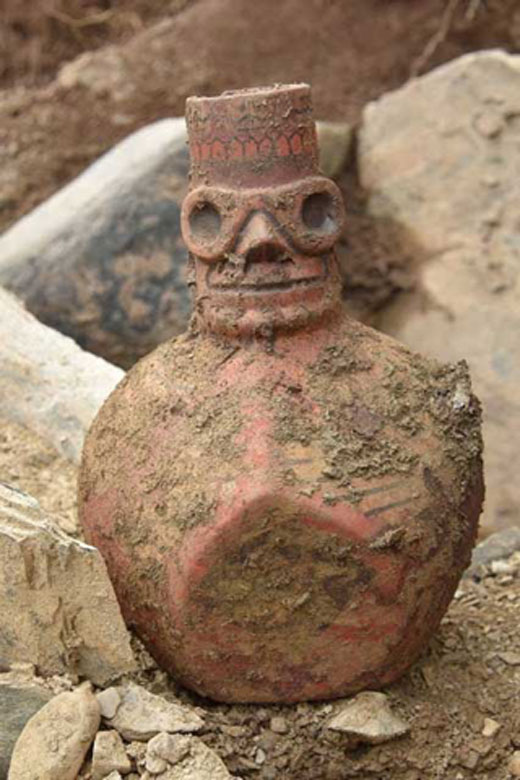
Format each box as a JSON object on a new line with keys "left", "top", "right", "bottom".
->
{"left": 79, "top": 84, "right": 484, "bottom": 703}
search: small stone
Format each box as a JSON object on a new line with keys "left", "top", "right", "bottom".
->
{"left": 457, "top": 748, "right": 480, "bottom": 770}
{"left": 92, "top": 730, "right": 132, "bottom": 779}
{"left": 255, "top": 748, "right": 267, "bottom": 765}
{"left": 497, "top": 651, "right": 520, "bottom": 666}
{"left": 490, "top": 559, "right": 517, "bottom": 575}
{"left": 510, "top": 751, "right": 520, "bottom": 777}
{"left": 8, "top": 683, "right": 100, "bottom": 780}
{"left": 316, "top": 121, "right": 353, "bottom": 179}
{"left": 106, "top": 683, "right": 204, "bottom": 741}
{"left": 105, "top": 773, "right": 123, "bottom": 780}
{"left": 97, "top": 687, "right": 122, "bottom": 719}
{"left": 257, "top": 731, "right": 278, "bottom": 753}
{"left": 126, "top": 740, "right": 147, "bottom": 768}
{"left": 145, "top": 753, "right": 168, "bottom": 775}
{"left": 466, "top": 528, "right": 520, "bottom": 575}
{"left": 146, "top": 732, "right": 191, "bottom": 769}
{"left": 482, "top": 717, "right": 501, "bottom": 738}
{"left": 327, "top": 691, "right": 410, "bottom": 744}
{"left": 143, "top": 737, "right": 232, "bottom": 779}
{"left": 269, "top": 716, "right": 288, "bottom": 734}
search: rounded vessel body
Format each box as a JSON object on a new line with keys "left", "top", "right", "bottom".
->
{"left": 79, "top": 84, "right": 483, "bottom": 703}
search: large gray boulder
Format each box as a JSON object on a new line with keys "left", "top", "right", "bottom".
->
{"left": 359, "top": 50, "right": 520, "bottom": 535}
{"left": 0, "top": 119, "right": 350, "bottom": 368}
{"left": 0, "top": 484, "right": 136, "bottom": 686}
{"left": 0, "top": 288, "right": 122, "bottom": 463}
{"left": 0, "top": 119, "right": 190, "bottom": 368}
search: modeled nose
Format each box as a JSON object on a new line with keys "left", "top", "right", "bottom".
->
{"left": 234, "top": 212, "right": 288, "bottom": 264}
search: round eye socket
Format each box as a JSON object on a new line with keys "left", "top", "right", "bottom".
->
{"left": 189, "top": 201, "right": 222, "bottom": 242}
{"left": 301, "top": 191, "right": 337, "bottom": 234}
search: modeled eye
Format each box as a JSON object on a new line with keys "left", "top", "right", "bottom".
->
{"left": 189, "top": 201, "right": 222, "bottom": 242}
{"left": 301, "top": 191, "right": 338, "bottom": 235}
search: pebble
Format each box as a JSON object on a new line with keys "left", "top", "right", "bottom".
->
{"left": 497, "top": 651, "right": 520, "bottom": 666}
{"left": 481, "top": 717, "right": 501, "bottom": 738}
{"left": 145, "top": 732, "right": 191, "bottom": 773}
{"left": 141, "top": 736, "right": 232, "bottom": 779}
{"left": 490, "top": 559, "right": 517, "bottom": 575}
{"left": 316, "top": 121, "right": 353, "bottom": 179}
{"left": 91, "top": 730, "right": 132, "bottom": 779}
{"left": 97, "top": 687, "right": 122, "bottom": 719}
{"left": 269, "top": 716, "right": 289, "bottom": 734}
{"left": 327, "top": 691, "right": 410, "bottom": 744}
{"left": 106, "top": 682, "right": 204, "bottom": 741}
{"left": 510, "top": 751, "right": 520, "bottom": 777}
{"left": 8, "top": 683, "right": 100, "bottom": 780}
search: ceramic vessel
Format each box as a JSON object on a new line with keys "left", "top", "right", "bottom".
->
{"left": 79, "top": 85, "right": 484, "bottom": 703}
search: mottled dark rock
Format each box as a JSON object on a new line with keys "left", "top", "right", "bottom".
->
{"left": 0, "top": 119, "right": 190, "bottom": 368}
{"left": 0, "top": 681, "right": 51, "bottom": 779}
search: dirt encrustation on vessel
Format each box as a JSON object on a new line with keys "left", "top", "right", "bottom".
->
{"left": 268, "top": 317, "right": 483, "bottom": 511}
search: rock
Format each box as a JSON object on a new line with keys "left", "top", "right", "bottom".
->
{"left": 106, "top": 683, "right": 203, "bottom": 742}
{"left": 464, "top": 527, "right": 520, "bottom": 578}
{"left": 145, "top": 733, "right": 191, "bottom": 774}
{"left": 359, "top": 50, "right": 520, "bottom": 535}
{"left": 269, "top": 716, "right": 288, "bottom": 734}
{"left": 104, "top": 774, "right": 123, "bottom": 780}
{"left": 481, "top": 717, "right": 501, "bottom": 738}
{"left": 145, "top": 754, "right": 168, "bottom": 775}
{"left": 58, "top": 48, "right": 133, "bottom": 101}
{"left": 0, "top": 119, "right": 190, "bottom": 368}
{"left": 0, "top": 288, "right": 123, "bottom": 463}
{"left": 126, "top": 742, "right": 147, "bottom": 772}
{"left": 0, "top": 483, "right": 135, "bottom": 685}
{"left": 92, "top": 730, "right": 132, "bottom": 779}
{"left": 510, "top": 751, "right": 520, "bottom": 777}
{"left": 8, "top": 683, "right": 100, "bottom": 780}
{"left": 0, "top": 115, "right": 351, "bottom": 370}
{"left": 316, "top": 121, "right": 353, "bottom": 179}
{"left": 97, "top": 687, "right": 122, "bottom": 720}
{"left": 497, "top": 651, "right": 520, "bottom": 666}
{"left": 142, "top": 736, "right": 231, "bottom": 780}
{"left": 0, "top": 680, "right": 52, "bottom": 779}
{"left": 327, "top": 691, "right": 410, "bottom": 744}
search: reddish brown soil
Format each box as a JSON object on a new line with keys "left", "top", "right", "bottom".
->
{"left": 0, "top": 0, "right": 519, "bottom": 233}
{"left": 0, "top": 0, "right": 192, "bottom": 87}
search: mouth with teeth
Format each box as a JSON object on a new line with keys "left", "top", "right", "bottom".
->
{"left": 207, "top": 249, "right": 328, "bottom": 294}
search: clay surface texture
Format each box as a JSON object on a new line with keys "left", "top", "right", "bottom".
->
{"left": 79, "top": 84, "right": 483, "bottom": 703}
